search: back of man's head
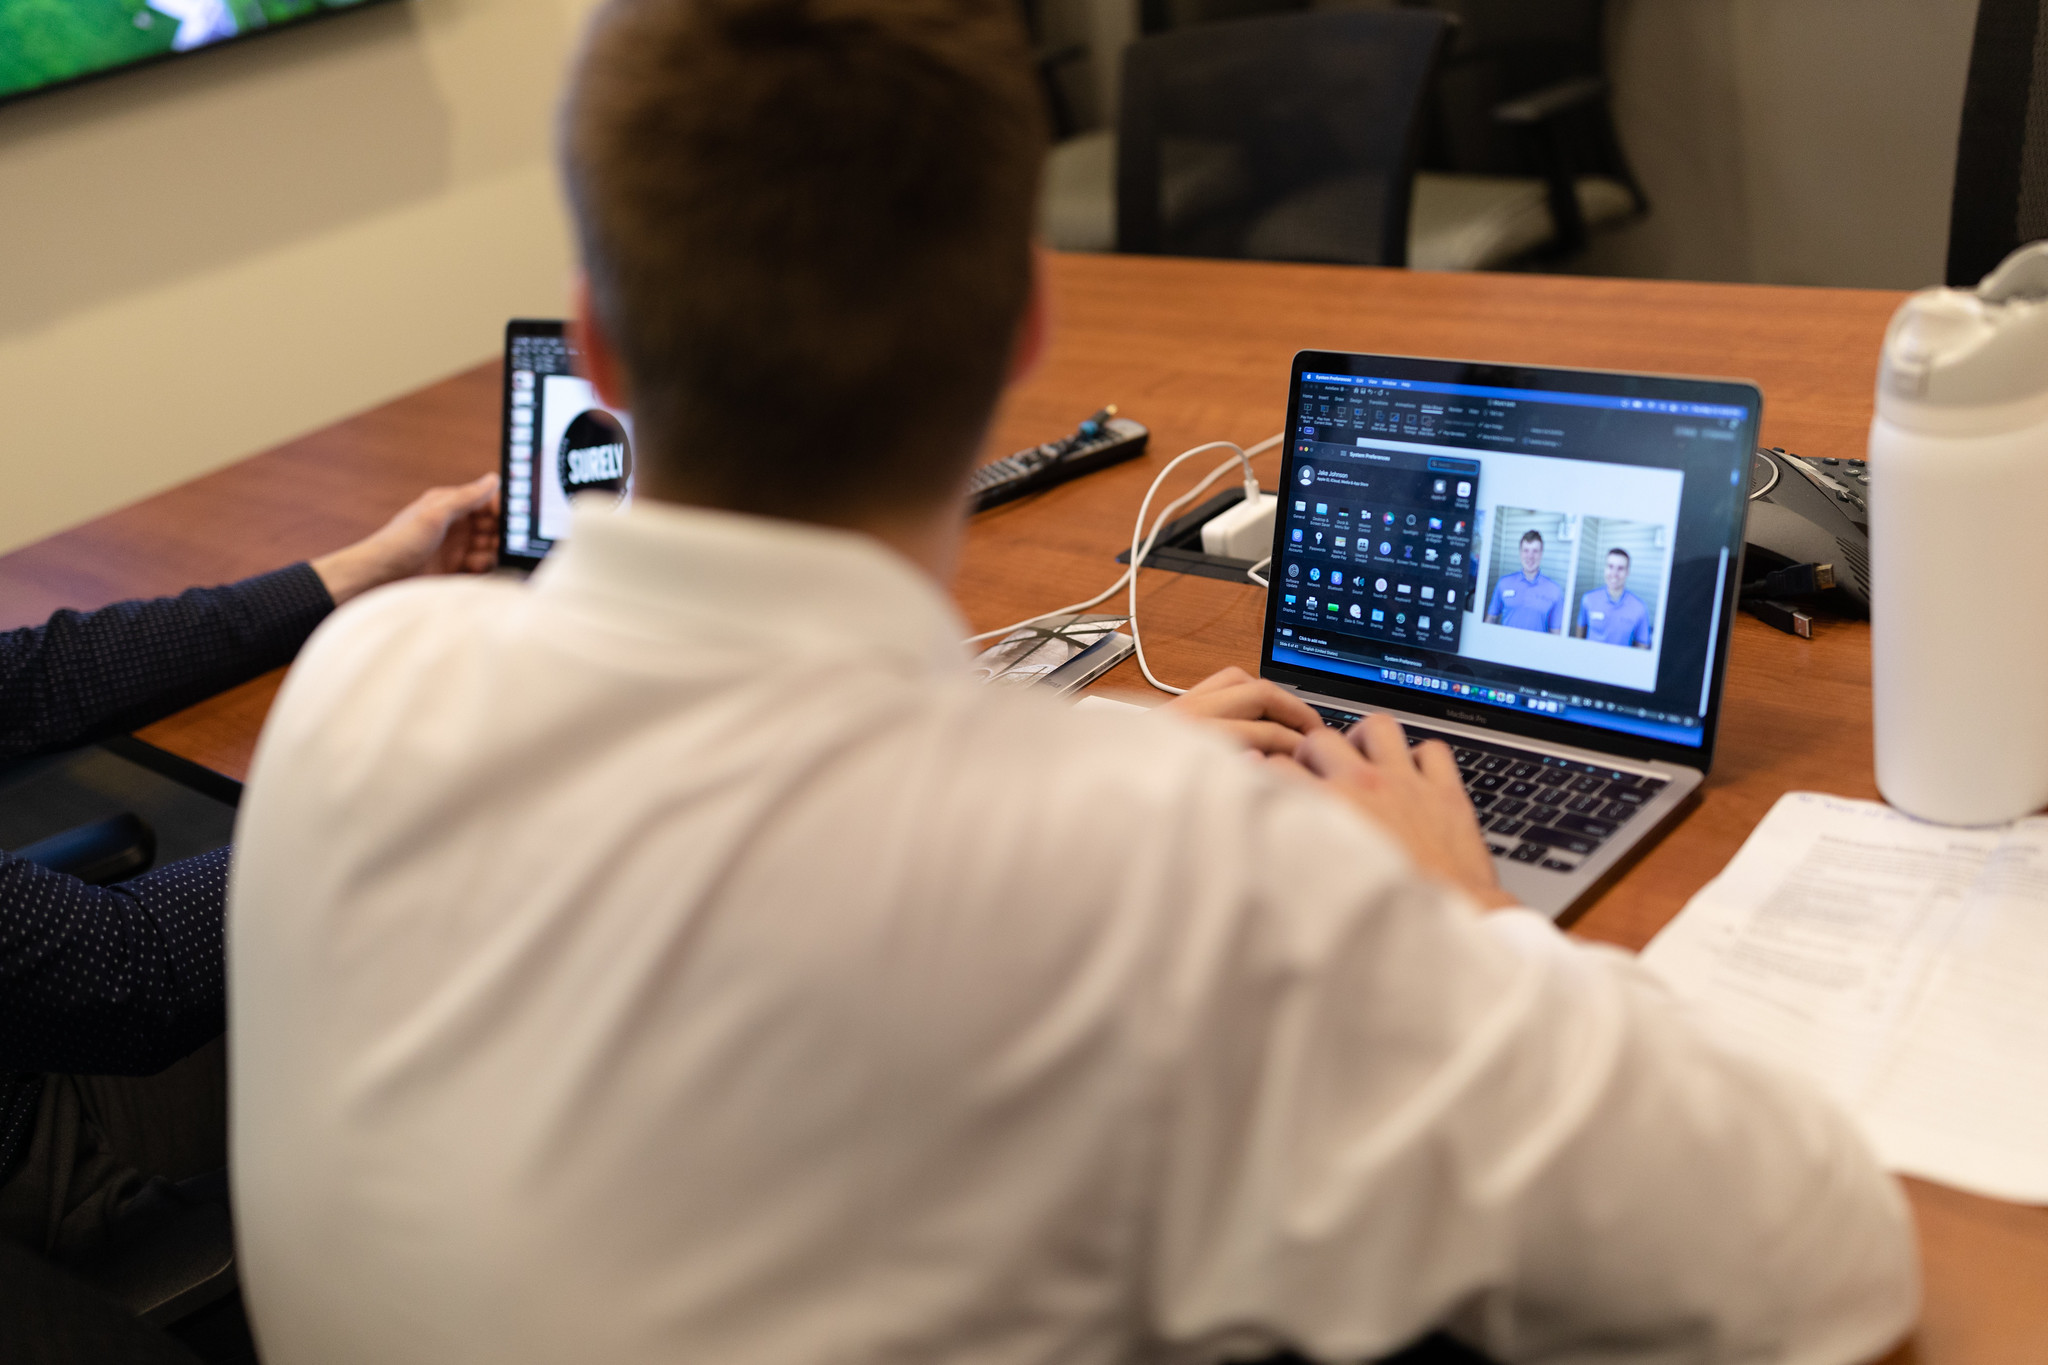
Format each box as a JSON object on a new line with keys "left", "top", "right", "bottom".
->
{"left": 562, "top": 0, "right": 1046, "bottom": 524}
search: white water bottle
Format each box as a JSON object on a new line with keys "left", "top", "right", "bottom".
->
{"left": 1871, "top": 242, "right": 2048, "bottom": 825}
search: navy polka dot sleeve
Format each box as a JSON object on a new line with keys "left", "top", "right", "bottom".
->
{"left": 0, "top": 848, "right": 236, "bottom": 1074}
{"left": 0, "top": 564, "right": 333, "bottom": 759}
{"left": 0, "top": 564, "right": 334, "bottom": 1179}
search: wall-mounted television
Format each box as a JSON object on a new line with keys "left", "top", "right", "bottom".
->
{"left": 1, "top": 0, "right": 397, "bottom": 107}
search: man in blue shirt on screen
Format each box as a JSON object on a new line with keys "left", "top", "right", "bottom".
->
{"left": 1575, "top": 547, "right": 1653, "bottom": 648}
{"left": 1485, "top": 529, "right": 1564, "bottom": 632}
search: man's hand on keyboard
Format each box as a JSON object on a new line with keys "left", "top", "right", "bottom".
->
{"left": 1162, "top": 667, "right": 1322, "bottom": 756}
{"left": 1296, "top": 714, "right": 1514, "bottom": 910}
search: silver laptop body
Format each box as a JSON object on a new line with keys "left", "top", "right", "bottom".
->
{"left": 1260, "top": 351, "right": 1760, "bottom": 920}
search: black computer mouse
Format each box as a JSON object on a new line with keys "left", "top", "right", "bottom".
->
{"left": 1744, "top": 447, "right": 1871, "bottom": 610}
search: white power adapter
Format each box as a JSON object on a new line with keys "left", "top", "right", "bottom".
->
{"left": 1200, "top": 492, "right": 1278, "bottom": 561}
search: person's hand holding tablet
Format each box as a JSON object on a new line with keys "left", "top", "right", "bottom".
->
{"left": 311, "top": 473, "right": 501, "bottom": 606}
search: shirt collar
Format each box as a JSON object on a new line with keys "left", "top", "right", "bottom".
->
{"left": 531, "top": 498, "right": 968, "bottom": 674}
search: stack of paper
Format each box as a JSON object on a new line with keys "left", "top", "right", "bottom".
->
{"left": 1642, "top": 792, "right": 2048, "bottom": 1203}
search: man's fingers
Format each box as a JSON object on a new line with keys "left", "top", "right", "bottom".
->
{"left": 1219, "top": 719, "right": 1314, "bottom": 756}
{"left": 1185, "top": 666, "right": 1254, "bottom": 698}
{"left": 1191, "top": 681, "right": 1320, "bottom": 732}
{"left": 1295, "top": 725, "right": 1372, "bottom": 781}
{"left": 1412, "top": 739, "right": 1462, "bottom": 790}
{"left": 469, "top": 472, "right": 502, "bottom": 512}
{"left": 462, "top": 523, "right": 498, "bottom": 572}
{"left": 413, "top": 474, "right": 501, "bottom": 526}
{"left": 456, "top": 470, "right": 500, "bottom": 498}
{"left": 442, "top": 473, "right": 501, "bottom": 516}
{"left": 1260, "top": 751, "right": 1317, "bottom": 784}
{"left": 1259, "top": 684, "right": 1325, "bottom": 735}
{"left": 1181, "top": 683, "right": 1268, "bottom": 720}
{"left": 1351, "top": 713, "right": 1417, "bottom": 770}
{"left": 402, "top": 494, "right": 462, "bottom": 537}
{"left": 1226, "top": 681, "right": 1319, "bottom": 734}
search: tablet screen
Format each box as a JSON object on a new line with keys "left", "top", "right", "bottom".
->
{"left": 499, "top": 319, "right": 634, "bottom": 571}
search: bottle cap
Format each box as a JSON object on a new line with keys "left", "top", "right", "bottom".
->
{"left": 1879, "top": 241, "right": 2048, "bottom": 424}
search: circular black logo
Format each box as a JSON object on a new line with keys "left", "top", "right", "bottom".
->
{"left": 558, "top": 409, "right": 632, "bottom": 499}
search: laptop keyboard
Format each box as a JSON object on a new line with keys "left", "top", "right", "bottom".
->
{"left": 1311, "top": 706, "right": 1668, "bottom": 874}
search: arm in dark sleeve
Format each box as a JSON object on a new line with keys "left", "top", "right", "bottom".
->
{"left": 0, "top": 565, "right": 333, "bottom": 761}
{"left": 0, "top": 848, "right": 230, "bottom": 1075}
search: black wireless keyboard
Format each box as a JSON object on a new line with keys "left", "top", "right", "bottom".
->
{"left": 1312, "top": 706, "right": 1667, "bottom": 873}
{"left": 969, "top": 414, "right": 1149, "bottom": 512}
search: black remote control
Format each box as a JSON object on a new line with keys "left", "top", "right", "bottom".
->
{"left": 969, "top": 408, "right": 1149, "bottom": 512}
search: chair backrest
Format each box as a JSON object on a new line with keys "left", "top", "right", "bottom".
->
{"left": 1142, "top": 0, "right": 1307, "bottom": 33}
{"left": 1399, "top": 0, "right": 1610, "bottom": 178}
{"left": 1948, "top": 0, "right": 2048, "bottom": 285}
{"left": 0, "top": 1239, "right": 204, "bottom": 1364}
{"left": 1115, "top": 8, "right": 1452, "bottom": 265}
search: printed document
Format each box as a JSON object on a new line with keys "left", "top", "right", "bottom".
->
{"left": 1641, "top": 791, "right": 2048, "bottom": 1203}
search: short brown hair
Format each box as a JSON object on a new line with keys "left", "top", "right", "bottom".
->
{"left": 562, "top": 0, "right": 1046, "bottom": 521}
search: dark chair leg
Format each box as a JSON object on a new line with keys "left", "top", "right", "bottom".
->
{"left": 0, "top": 1239, "right": 203, "bottom": 1365}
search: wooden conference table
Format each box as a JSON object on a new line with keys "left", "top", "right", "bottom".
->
{"left": 0, "top": 254, "right": 2038, "bottom": 1361}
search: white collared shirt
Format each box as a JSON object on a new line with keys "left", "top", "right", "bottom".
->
{"left": 229, "top": 501, "right": 1914, "bottom": 1365}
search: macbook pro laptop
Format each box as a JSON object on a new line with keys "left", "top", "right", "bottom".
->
{"left": 1261, "top": 351, "right": 1761, "bottom": 918}
{"left": 497, "top": 319, "right": 634, "bottom": 574}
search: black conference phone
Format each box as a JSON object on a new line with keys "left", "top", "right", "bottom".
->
{"left": 1744, "top": 446, "right": 1870, "bottom": 611}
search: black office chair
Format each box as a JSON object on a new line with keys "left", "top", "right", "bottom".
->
{"left": 1946, "top": 0, "right": 2048, "bottom": 285}
{"left": 1017, "top": 0, "right": 1090, "bottom": 141}
{"left": 1141, "top": 0, "right": 1308, "bottom": 30}
{"left": 1375, "top": 0, "right": 1645, "bottom": 269}
{"left": 0, "top": 745, "right": 253, "bottom": 1362}
{"left": 1038, "top": 0, "right": 1318, "bottom": 253}
{"left": 1114, "top": 8, "right": 1453, "bottom": 265}
{"left": 64, "top": 1172, "right": 245, "bottom": 1359}
{"left": 0, "top": 1238, "right": 204, "bottom": 1365}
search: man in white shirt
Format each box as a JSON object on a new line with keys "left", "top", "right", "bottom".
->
{"left": 226, "top": 2, "right": 1917, "bottom": 1362}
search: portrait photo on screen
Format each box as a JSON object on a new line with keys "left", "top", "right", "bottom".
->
{"left": 1571, "top": 518, "right": 1667, "bottom": 650}
{"left": 1456, "top": 450, "right": 1682, "bottom": 695}
{"left": 1483, "top": 509, "right": 1572, "bottom": 636}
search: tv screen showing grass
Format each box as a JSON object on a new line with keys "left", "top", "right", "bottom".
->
{"left": 1, "top": 0, "right": 391, "bottom": 104}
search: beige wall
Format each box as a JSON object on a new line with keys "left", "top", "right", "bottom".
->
{"left": 1581, "top": 0, "right": 1981, "bottom": 290}
{"left": 0, "top": 0, "right": 598, "bottom": 556}
{"left": 0, "top": 0, "right": 1985, "bottom": 555}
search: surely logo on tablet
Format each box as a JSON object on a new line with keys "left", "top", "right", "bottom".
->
{"left": 559, "top": 410, "right": 633, "bottom": 499}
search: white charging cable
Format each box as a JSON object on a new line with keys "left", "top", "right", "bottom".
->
{"left": 965, "top": 433, "right": 1281, "bottom": 696}
{"left": 1125, "top": 438, "right": 1274, "bottom": 694}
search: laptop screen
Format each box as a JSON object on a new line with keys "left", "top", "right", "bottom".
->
{"left": 1261, "top": 351, "right": 1761, "bottom": 767}
{"left": 499, "top": 319, "right": 635, "bottom": 572}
